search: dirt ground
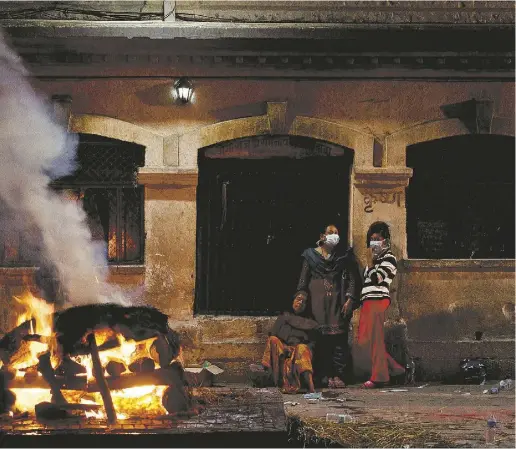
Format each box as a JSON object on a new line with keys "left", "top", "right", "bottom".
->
{"left": 281, "top": 383, "right": 515, "bottom": 448}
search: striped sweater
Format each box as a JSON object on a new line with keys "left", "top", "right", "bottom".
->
{"left": 360, "top": 250, "right": 397, "bottom": 302}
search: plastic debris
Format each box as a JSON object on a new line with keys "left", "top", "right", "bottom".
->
{"left": 303, "top": 392, "right": 323, "bottom": 400}
{"left": 485, "top": 417, "right": 497, "bottom": 444}
{"left": 326, "top": 413, "right": 354, "bottom": 423}
{"left": 459, "top": 358, "right": 487, "bottom": 384}
{"left": 284, "top": 401, "right": 299, "bottom": 406}
{"left": 417, "top": 384, "right": 429, "bottom": 389}
{"left": 383, "top": 389, "right": 408, "bottom": 392}
{"left": 499, "top": 379, "right": 512, "bottom": 390}
{"left": 489, "top": 387, "right": 499, "bottom": 394}
{"left": 462, "top": 392, "right": 471, "bottom": 396}
{"left": 483, "top": 389, "right": 489, "bottom": 394}
{"left": 307, "top": 398, "right": 319, "bottom": 404}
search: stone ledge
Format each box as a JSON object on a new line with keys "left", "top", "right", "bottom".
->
{"left": 401, "top": 259, "right": 515, "bottom": 272}
{"left": 108, "top": 265, "right": 145, "bottom": 275}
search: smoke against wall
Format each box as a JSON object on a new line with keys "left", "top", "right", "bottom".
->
{"left": 0, "top": 32, "right": 129, "bottom": 307}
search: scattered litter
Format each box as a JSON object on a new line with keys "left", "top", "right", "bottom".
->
{"left": 284, "top": 401, "right": 299, "bottom": 406}
{"left": 326, "top": 413, "right": 354, "bottom": 423}
{"left": 417, "top": 384, "right": 429, "bottom": 389}
{"left": 381, "top": 389, "right": 408, "bottom": 392}
{"left": 462, "top": 392, "right": 471, "bottom": 396}
{"left": 307, "top": 398, "right": 319, "bottom": 404}
{"left": 499, "top": 379, "right": 513, "bottom": 390}
{"left": 485, "top": 417, "right": 497, "bottom": 444}
{"left": 304, "top": 392, "right": 323, "bottom": 400}
{"left": 335, "top": 398, "right": 346, "bottom": 403}
{"left": 453, "top": 390, "right": 461, "bottom": 393}
{"left": 489, "top": 387, "right": 499, "bottom": 394}
{"left": 483, "top": 389, "right": 489, "bottom": 394}
{"left": 459, "top": 358, "right": 487, "bottom": 385}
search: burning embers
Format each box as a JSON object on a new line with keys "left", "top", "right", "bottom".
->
{"left": 0, "top": 293, "right": 193, "bottom": 424}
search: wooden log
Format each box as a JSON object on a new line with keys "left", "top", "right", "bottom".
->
{"left": 105, "top": 360, "right": 126, "bottom": 377}
{"left": 55, "top": 356, "right": 87, "bottom": 377}
{"left": 35, "top": 401, "right": 70, "bottom": 421}
{"left": 128, "top": 357, "right": 155, "bottom": 373}
{"left": 161, "top": 364, "right": 192, "bottom": 416}
{"left": 0, "top": 319, "right": 35, "bottom": 364}
{"left": 0, "top": 371, "right": 16, "bottom": 414}
{"left": 37, "top": 352, "right": 67, "bottom": 406}
{"left": 150, "top": 332, "right": 178, "bottom": 368}
{"left": 5, "top": 366, "right": 187, "bottom": 392}
{"left": 23, "top": 366, "right": 39, "bottom": 384}
{"left": 87, "top": 333, "right": 117, "bottom": 425}
{"left": 6, "top": 375, "right": 86, "bottom": 390}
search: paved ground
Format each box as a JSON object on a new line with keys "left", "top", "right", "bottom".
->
{"left": 281, "top": 383, "right": 515, "bottom": 448}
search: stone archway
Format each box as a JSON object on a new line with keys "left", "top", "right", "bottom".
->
{"left": 177, "top": 103, "right": 375, "bottom": 171}
{"left": 69, "top": 114, "right": 165, "bottom": 168}
{"left": 384, "top": 117, "right": 515, "bottom": 166}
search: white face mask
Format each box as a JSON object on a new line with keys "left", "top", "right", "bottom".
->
{"left": 370, "top": 240, "right": 384, "bottom": 256}
{"left": 324, "top": 234, "right": 340, "bottom": 247}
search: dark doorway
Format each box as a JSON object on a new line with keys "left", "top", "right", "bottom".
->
{"left": 195, "top": 135, "right": 353, "bottom": 315}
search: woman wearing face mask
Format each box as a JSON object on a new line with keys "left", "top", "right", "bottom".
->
{"left": 354, "top": 221, "right": 405, "bottom": 388}
{"left": 295, "top": 224, "right": 362, "bottom": 389}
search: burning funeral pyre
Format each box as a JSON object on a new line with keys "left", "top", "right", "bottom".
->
{"left": 0, "top": 293, "right": 195, "bottom": 424}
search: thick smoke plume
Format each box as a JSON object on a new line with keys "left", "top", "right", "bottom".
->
{"left": 0, "top": 32, "right": 130, "bottom": 307}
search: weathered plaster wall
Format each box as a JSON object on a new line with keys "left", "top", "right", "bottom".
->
{"left": 1, "top": 77, "right": 514, "bottom": 379}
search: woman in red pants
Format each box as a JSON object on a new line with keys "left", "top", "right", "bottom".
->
{"left": 354, "top": 221, "right": 405, "bottom": 388}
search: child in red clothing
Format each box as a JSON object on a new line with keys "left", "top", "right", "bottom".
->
{"left": 353, "top": 221, "right": 405, "bottom": 388}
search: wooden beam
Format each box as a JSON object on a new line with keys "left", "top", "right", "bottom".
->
{"left": 7, "top": 367, "right": 183, "bottom": 392}
{"left": 87, "top": 333, "right": 117, "bottom": 425}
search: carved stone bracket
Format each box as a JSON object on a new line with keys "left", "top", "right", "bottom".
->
{"left": 353, "top": 167, "right": 413, "bottom": 191}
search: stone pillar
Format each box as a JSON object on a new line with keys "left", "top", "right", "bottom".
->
{"left": 350, "top": 167, "right": 413, "bottom": 364}
{"left": 138, "top": 172, "right": 198, "bottom": 320}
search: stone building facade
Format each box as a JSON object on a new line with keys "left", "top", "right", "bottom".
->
{"left": 0, "top": 1, "right": 514, "bottom": 380}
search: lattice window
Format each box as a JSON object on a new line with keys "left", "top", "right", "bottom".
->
{"left": 56, "top": 134, "right": 145, "bottom": 185}
{"left": 0, "top": 134, "right": 145, "bottom": 266}
{"left": 407, "top": 135, "right": 515, "bottom": 259}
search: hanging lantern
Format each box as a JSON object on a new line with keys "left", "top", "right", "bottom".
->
{"left": 173, "top": 77, "right": 194, "bottom": 104}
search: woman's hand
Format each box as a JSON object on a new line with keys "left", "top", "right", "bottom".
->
{"left": 341, "top": 298, "right": 353, "bottom": 317}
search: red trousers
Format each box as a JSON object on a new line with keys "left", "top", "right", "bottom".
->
{"left": 354, "top": 299, "right": 405, "bottom": 383}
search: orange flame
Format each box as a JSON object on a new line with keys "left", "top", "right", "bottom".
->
{"left": 11, "top": 292, "right": 55, "bottom": 372}
{"left": 9, "top": 293, "right": 176, "bottom": 419}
